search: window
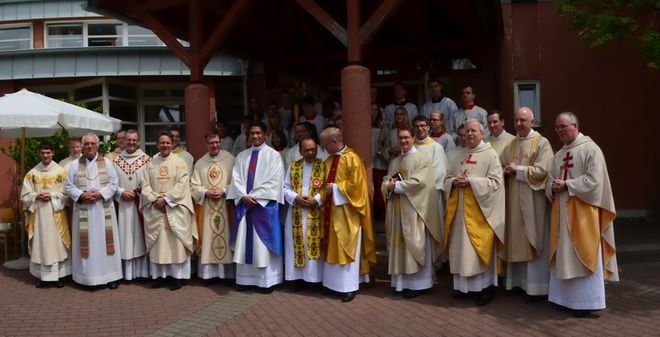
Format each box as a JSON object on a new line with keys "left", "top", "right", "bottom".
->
{"left": 88, "top": 23, "right": 122, "bottom": 47}
{"left": 47, "top": 23, "right": 83, "bottom": 48}
{"left": 0, "top": 26, "right": 31, "bottom": 51}
{"left": 127, "top": 25, "right": 162, "bottom": 46}
{"left": 514, "top": 80, "right": 541, "bottom": 127}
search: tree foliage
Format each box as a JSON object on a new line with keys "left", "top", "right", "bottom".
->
{"left": 557, "top": 0, "right": 659, "bottom": 69}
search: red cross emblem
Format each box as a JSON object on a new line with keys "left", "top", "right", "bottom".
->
{"left": 561, "top": 151, "right": 573, "bottom": 180}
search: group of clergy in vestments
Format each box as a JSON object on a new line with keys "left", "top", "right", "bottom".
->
{"left": 380, "top": 108, "right": 617, "bottom": 316}
{"left": 19, "top": 122, "right": 377, "bottom": 302}
{"left": 20, "top": 108, "right": 617, "bottom": 313}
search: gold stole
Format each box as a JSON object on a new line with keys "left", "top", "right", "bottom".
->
{"left": 25, "top": 169, "right": 72, "bottom": 250}
{"left": 506, "top": 133, "right": 544, "bottom": 186}
{"left": 76, "top": 156, "right": 114, "bottom": 258}
{"left": 291, "top": 159, "right": 326, "bottom": 267}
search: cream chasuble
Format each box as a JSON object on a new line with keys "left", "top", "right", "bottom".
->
{"left": 486, "top": 131, "right": 515, "bottom": 157}
{"left": 141, "top": 153, "right": 197, "bottom": 265}
{"left": 444, "top": 142, "right": 505, "bottom": 278}
{"left": 545, "top": 134, "right": 618, "bottom": 281}
{"left": 191, "top": 151, "right": 235, "bottom": 266}
{"left": 382, "top": 148, "right": 442, "bottom": 276}
{"left": 22, "top": 162, "right": 71, "bottom": 280}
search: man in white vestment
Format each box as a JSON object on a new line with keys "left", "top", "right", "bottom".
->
{"left": 485, "top": 110, "right": 515, "bottom": 157}
{"left": 58, "top": 137, "right": 82, "bottom": 168}
{"left": 546, "top": 111, "right": 618, "bottom": 317}
{"left": 105, "top": 130, "right": 126, "bottom": 161}
{"left": 298, "top": 96, "right": 325, "bottom": 138}
{"left": 167, "top": 126, "right": 194, "bottom": 174}
{"left": 412, "top": 115, "right": 448, "bottom": 264}
{"left": 216, "top": 121, "right": 235, "bottom": 152}
{"left": 320, "top": 126, "right": 377, "bottom": 302}
{"left": 421, "top": 78, "right": 458, "bottom": 133}
{"left": 383, "top": 82, "right": 419, "bottom": 128}
{"left": 227, "top": 122, "right": 285, "bottom": 293}
{"left": 141, "top": 131, "right": 197, "bottom": 291}
{"left": 429, "top": 111, "right": 455, "bottom": 153}
{"left": 382, "top": 128, "right": 442, "bottom": 298}
{"left": 282, "top": 138, "right": 326, "bottom": 290}
{"left": 22, "top": 142, "right": 71, "bottom": 288}
{"left": 450, "top": 86, "right": 488, "bottom": 140}
{"left": 444, "top": 120, "right": 504, "bottom": 306}
{"left": 501, "top": 107, "right": 554, "bottom": 299}
{"left": 65, "top": 133, "right": 122, "bottom": 289}
{"left": 113, "top": 129, "right": 151, "bottom": 281}
{"left": 191, "top": 130, "right": 236, "bottom": 282}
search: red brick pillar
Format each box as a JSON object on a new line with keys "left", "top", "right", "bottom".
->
{"left": 184, "top": 83, "right": 213, "bottom": 160}
{"left": 341, "top": 65, "right": 372, "bottom": 192}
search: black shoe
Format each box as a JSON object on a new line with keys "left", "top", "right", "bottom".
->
{"left": 36, "top": 280, "right": 45, "bottom": 288}
{"left": 452, "top": 290, "right": 469, "bottom": 299}
{"left": 261, "top": 286, "right": 274, "bottom": 294}
{"left": 525, "top": 295, "right": 546, "bottom": 303}
{"left": 151, "top": 278, "right": 166, "bottom": 289}
{"left": 107, "top": 281, "right": 119, "bottom": 290}
{"left": 572, "top": 309, "right": 592, "bottom": 318}
{"left": 169, "top": 279, "right": 182, "bottom": 291}
{"left": 235, "top": 284, "right": 251, "bottom": 292}
{"left": 475, "top": 287, "right": 494, "bottom": 306}
{"left": 341, "top": 291, "right": 356, "bottom": 303}
{"left": 392, "top": 289, "right": 404, "bottom": 295}
{"left": 55, "top": 280, "right": 64, "bottom": 288}
{"left": 404, "top": 289, "right": 422, "bottom": 299}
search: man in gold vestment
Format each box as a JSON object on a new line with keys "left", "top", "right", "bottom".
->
{"left": 320, "top": 126, "right": 376, "bottom": 303}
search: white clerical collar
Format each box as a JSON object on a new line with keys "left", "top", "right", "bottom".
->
{"left": 416, "top": 136, "right": 431, "bottom": 142}
{"left": 401, "top": 146, "right": 417, "bottom": 156}
{"left": 517, "top": 129, "right": 535, "bottom": 139}
{"left": 251, "top": 143, "right": 267, "bottom": 151}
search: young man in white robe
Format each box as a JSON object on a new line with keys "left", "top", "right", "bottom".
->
{"left": 450, "top": 86, "right": 489, "bottom": 140}
{"left": 444, "top": 119, "right": 504, "bottom": 306}
{"left": 282, "top": 138, "right": 326, "bottom": 290}
{"left": 227, "top": 122, "right": 285, "bottom": 293}
{"left": 383, "top": 82, "right": 419, "bottom": 128}
{"left": 298, "top": 96, "right": 325, "bottom": 140}
{"left": 546, "top": 111, "right": 618, "bottom": 317}
{"left": 58, "top": 137, "right": 83, "bottom": 168}
{"left": 191, "top": 130, "right": 236, "bottom": 282}
{"left": 429, "top": 111, "right": 455, "bottom": 153}
{"left": 382, "top": 128, "right": 442, "bottom": 298}
{"left": 485, "top": 110, "right": 515, "bottom": 157}
{"left": 141, "top": 131, "right": 197, "bottom": 291}
{"left": 412, "top": 115, "right": 448, "bottom": 264}
{"left": 501, "top": 107, "right": 554, "bottom": 299}
{"left": 420, "top": 78, "right": 458, "bottom": 133}
{"left": 166, "top": 126, "right": 194, "bottom": 175}
{"left": 65, "top": 133, "right": 123, "bottom": 289}
{"left": 216, "top": 121, "right": 235, "bottom": 152}
{"left": 22, "top": 142, "right": 71, "bottom": 288}
{"left": 113, "top": 129, "right": 151, "bottom": 281}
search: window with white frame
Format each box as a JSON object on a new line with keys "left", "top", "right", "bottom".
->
{"left": 0, "top": 25, "right": 31, "bottom": 51}
{"left": 46, "top": 21, "right": 168, "bottom": 48}
{"left": 514, "top": 80, "right": 541, "bottom": 127}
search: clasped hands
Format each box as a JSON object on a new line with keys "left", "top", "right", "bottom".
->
{"left": 453, "top": 176, "right": 470, "bottom": 188}
{"left": 503, "top": 163, "right": 518, "bottom": 176}
{"left": 80, "top": 189, "right": 102, "bottom": 203}
{"left": 295, "top": 195, "right": 318, "bottom": 208}
{"left": 37, "top": 191, "right": 51, "bottom": 201}
{"left": 551, "top": 179, "right": 567, "bottom": 193}
{"left": 205, "top": 187, "right": 225, "bottom": 200}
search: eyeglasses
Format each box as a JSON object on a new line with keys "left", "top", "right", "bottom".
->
{"left": 554, "top": 123, "right": 576, "bottom": 131}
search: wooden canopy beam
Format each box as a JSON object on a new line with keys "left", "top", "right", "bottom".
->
{"left": 295, "top": 0, "right": 347, "bottom": 46}
{"left": 199, "top": 0, "right": 252, "bottom": 68}
{"left": 358, "top": 0, "right": 403, "bottom": 48}
{"left": 140, "top": 0, "right": 186, "bottom": 12}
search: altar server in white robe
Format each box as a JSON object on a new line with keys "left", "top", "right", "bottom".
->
{"left": 113, "top": 129, "right": 151, "bottom": 281}
{"left": 282, "top": 138, "right": 326, "bottom": 289}
{"left": 227, "top": 122, "right": 285, "bottom": 293}
{"left": 65, "top": 133, "right": 122, "bottom": 289}
{"left": 22, "top": 142, "right": 71, "bottom": 288}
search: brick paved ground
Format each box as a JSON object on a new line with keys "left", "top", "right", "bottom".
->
{"left": 1, "top": 260, "right": 660, "bottom": 337}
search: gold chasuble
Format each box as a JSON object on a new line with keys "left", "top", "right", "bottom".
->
{"left": 545, "top": 136, "right": 618, "bottom": 281}
{"left": 141, "top": 153, "right": 198, "bottom": 264}
{"left": 21, "top": 162, "right": 71, "bottom": 265}
{"left": 191, "top": 151, "right": 235, "bottom": 265}
{"left": 501, "top": 131, "right": 553, "bottom": 262}
{"left": 444, "top": 142, "right": 505, "bottom": 277}
{"left": 290, "top": 159, "right": 326, "bottom": 267}
{"left": 382, "top": 150, "right": 442, "bottom": 275}
{"left": 323, "top": 147, "right": 376, "bottom": 275}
